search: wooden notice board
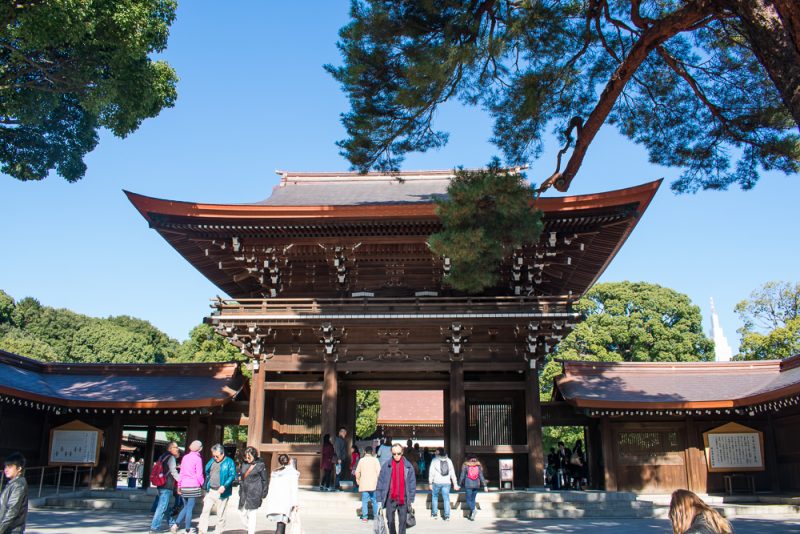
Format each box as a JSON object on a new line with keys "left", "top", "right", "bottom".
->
{"left": 702, "top": 422, "right": 764, "bottom": 473}
{"left": 49, "top": 420, "right": 104, "bottom": 466}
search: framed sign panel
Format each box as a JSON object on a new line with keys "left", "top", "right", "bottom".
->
{"left": 49, "top": 420, "right": 103, "bottom": 466}
{"left": 702, "top": 422, "right": 764, "bottom": 472}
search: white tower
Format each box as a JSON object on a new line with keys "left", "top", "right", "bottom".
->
{"left": 710, "top": 297, "right": 733, "bottom": 362}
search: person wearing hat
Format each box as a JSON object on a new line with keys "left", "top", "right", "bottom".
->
{"left": 458, "top": 455, "right": 487, "bottom": 521}
{"left": 171, "top": 440, "right": 204, "bottom": 534}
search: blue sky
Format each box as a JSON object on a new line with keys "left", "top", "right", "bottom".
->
{"left": 1, "top": 2, "right": 797, "bottom": 349}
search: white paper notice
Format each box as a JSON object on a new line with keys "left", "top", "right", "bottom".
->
{"left": 707, "top": 433, "right": 762, "bottom": 469}
{"left": 50, "top": 430, "right": 99, "bottom": 465}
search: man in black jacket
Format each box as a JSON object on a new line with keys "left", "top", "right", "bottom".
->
{"left": 0, "top": 452, "right": 28, "bottom": 534}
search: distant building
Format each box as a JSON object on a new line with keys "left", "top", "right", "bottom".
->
{"left": 710, "top": 297, "right": 733, "bottom": 362}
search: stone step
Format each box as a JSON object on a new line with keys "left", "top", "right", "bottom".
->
{"left": 36, "top": 489, "right": 800, "bottom": 520}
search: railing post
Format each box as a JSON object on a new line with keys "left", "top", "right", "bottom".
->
{"left": 88, "top": 466, "right": 93, "bottom": 489}
{"left": 56, "top": 465, "right": 62, "bottom": 495}
{"left": 72, "top": 466, "right": 78, "bottom": 492}
{"left": 38, "top": 467, "right": 44, "bottom": 497}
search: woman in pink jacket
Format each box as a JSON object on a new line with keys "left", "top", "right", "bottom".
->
{"left": 170, "top": 440, "right": 204, "bottom": 534}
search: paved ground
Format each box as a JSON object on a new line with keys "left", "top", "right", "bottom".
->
{"left": 24, "top": 508, "right": 800, "bottom": 534}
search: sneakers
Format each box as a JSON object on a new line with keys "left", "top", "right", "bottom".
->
{"left": 169, "top": 526, "right": 178, "bottom": 534}
{"left": 469, "top": 509, "right": 477, "bottom": 521}
{"left": 443, "top": 516, "right": 450, "bottom": 522}
{"left": 431, "top": 514, "right": 438, "bottom": 520}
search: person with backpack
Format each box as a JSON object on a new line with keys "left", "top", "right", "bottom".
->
{"left": 428, "top": 447, "right": 459, "bottom": 521}
{"left": 149, "top": 441, "right": 181, "bottom": 534}
{"left": 458, "top": 455, "right": 487, "bottom": 521}
{"left": 237, "top": 446, "right": 267, "bottom": 534}
{"left": 170, "top": 440, "right": 204, "bottom": 534}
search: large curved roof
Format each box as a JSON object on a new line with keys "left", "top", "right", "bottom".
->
{"left": 0, "top": 350, "right": 243, "bottom": 410}
{"left": 125, "top": 172, "right": 661, "bottom": 299}
{"left": 553, "top": 356, "right": 800, "bottom": 411}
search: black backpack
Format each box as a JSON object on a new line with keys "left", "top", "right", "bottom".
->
{"left": 439, "top": 459, "right": 449, "bottom": 477}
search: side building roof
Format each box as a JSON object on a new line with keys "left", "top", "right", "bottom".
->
{"left": 553, "top": 356, "right": 800, "bottom": 414}
{"left": 0, "top": 349, "right": 244, "bottom": 412}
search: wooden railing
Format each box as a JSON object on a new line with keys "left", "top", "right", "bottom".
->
{"left": 210, "top": 295, "right": 575, "bottom": 317}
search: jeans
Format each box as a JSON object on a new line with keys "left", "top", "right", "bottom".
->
{"left": 360, "top": 490, "right": 377, "bottom": 519}
{"left": 321, "top": 469, "right": 333, "bottom": 489}
{"left": 431, "top": 483, "right": 451, "bottom": 518}
{"left": 150, "top": 489, "right": 172, "bottom": 530}
{"left": 172, "top": 495, "right": 197, "bottom": 531}
{"left": 465, "top": 487, "right": 478, "bottom": 511}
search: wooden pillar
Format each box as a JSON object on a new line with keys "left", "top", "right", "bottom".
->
{"left": 600, "top": 417, "right": 617, "bottom": 491}
{"left": 247, "top": 360, "right": 266, "bottom": 448}
{"left": 764, "top": 415, "right": 782, "bottom": 492}
{"left": 186, "top": 414, "right": 201, "bottom": 450}
{"left": 322, "top": 361, "right": 338, "bottom": 441}
{"left": 524, "top": 360, "right": 544, "bottom": 487}
{"left": 449, "top": 360, "right": 465, "bottom": 469}
{"left": 684, "top": 417, "right": 706, "bottom": 493}
{"left": 142, "top": 426, "right": 156, "bottom": 489}
{"left": 100, "top": 414, "right": 122, "bottom": 489}
{"left": 38, "top": 412, "right": 51, "bottom": 467}
{"left": 203, "top": 415, "right": 221, "bottom": 463}
{"left": 587, "top": 419, "right": 603, "bottom": 490}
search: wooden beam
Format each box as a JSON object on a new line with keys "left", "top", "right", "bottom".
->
{"left": 322, "top": 361, "right": 338, "bottom": 440}
{"left": 449, "top": 360, "right": 466, "bottom": 469}
{"left": 464, "top": 445, "right": 528, "bottom": 454}
{"left": 258, "top": 443, "right": 320, "bottom": 453}
{"left": 265, "top": 381, "right": 323, "bottom": 391}
{"left": 248, "top": 363, "right": 265, "bottom": 448}
{"left": 343, "top": 379, "right": 449, "bottom": 390}
{"left": 525, "top": 361, "right": 544, "bottom": 487}
{"left": 464, "top": 381, "right": 527, "bottom": 391}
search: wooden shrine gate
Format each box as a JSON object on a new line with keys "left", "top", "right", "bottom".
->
{"left": 127, "top": 171, "right": 660, "bottom": 488}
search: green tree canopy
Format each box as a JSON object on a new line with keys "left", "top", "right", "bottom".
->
{"left": 429, "top": 163, "right": 543, "bottom": 292}
{"left": 735, "top": 280, "right": 800, "bottom": 360}
{"left": 173, "top": 323, "right": 243, "bottom": 364}
{"left": 328, "top": 0, "right": 799, "bottom": 193}
{"left": 1, "top": 0, "right": 178, "bottom": 182}
{"left": 355, "top": 390, "right": 380, "bottom": 439}
{"left": 540, "top": 281, "right": 713, "bottom": 399}
{"left": 69, "top": 321, "right": 167, "bottom": 363}
{"left": 0, "top": 326, "right": 59, "bottom": 361}
{"left": 0, "top": 290, "right": 14, "bottom": 324}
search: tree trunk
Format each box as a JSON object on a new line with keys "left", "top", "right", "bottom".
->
{"left": 722, "top": 0, "right": 800, "bottom": 131}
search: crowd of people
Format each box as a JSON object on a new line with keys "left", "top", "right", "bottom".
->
{"left": 546, "top": 439, "right": 588, "bottom": 490}
{"left": 0, "top": 439, "right": 736, "bottom": 534}
{"left": 340, "top": 435, "right": 489, "bottom": 533}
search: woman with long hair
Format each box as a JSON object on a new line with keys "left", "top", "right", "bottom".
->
{"left": 669, "top": 489, "right": 733, "bottom": 534}
{"left": 264, "top": 453, "right": 300, "bottom": 534}
{"left": 320, "top": 433, "right": 335, "bottom": 491}
{"left": 238, "top": 446, "right": 267, "bottom": 534}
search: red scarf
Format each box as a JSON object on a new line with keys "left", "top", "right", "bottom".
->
{"left": 390, "top": 457, "right": 405, "bottom": 504}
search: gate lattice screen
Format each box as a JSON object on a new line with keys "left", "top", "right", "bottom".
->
{"left": 467, "top": 402, "right": 513, "bottom": 446}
